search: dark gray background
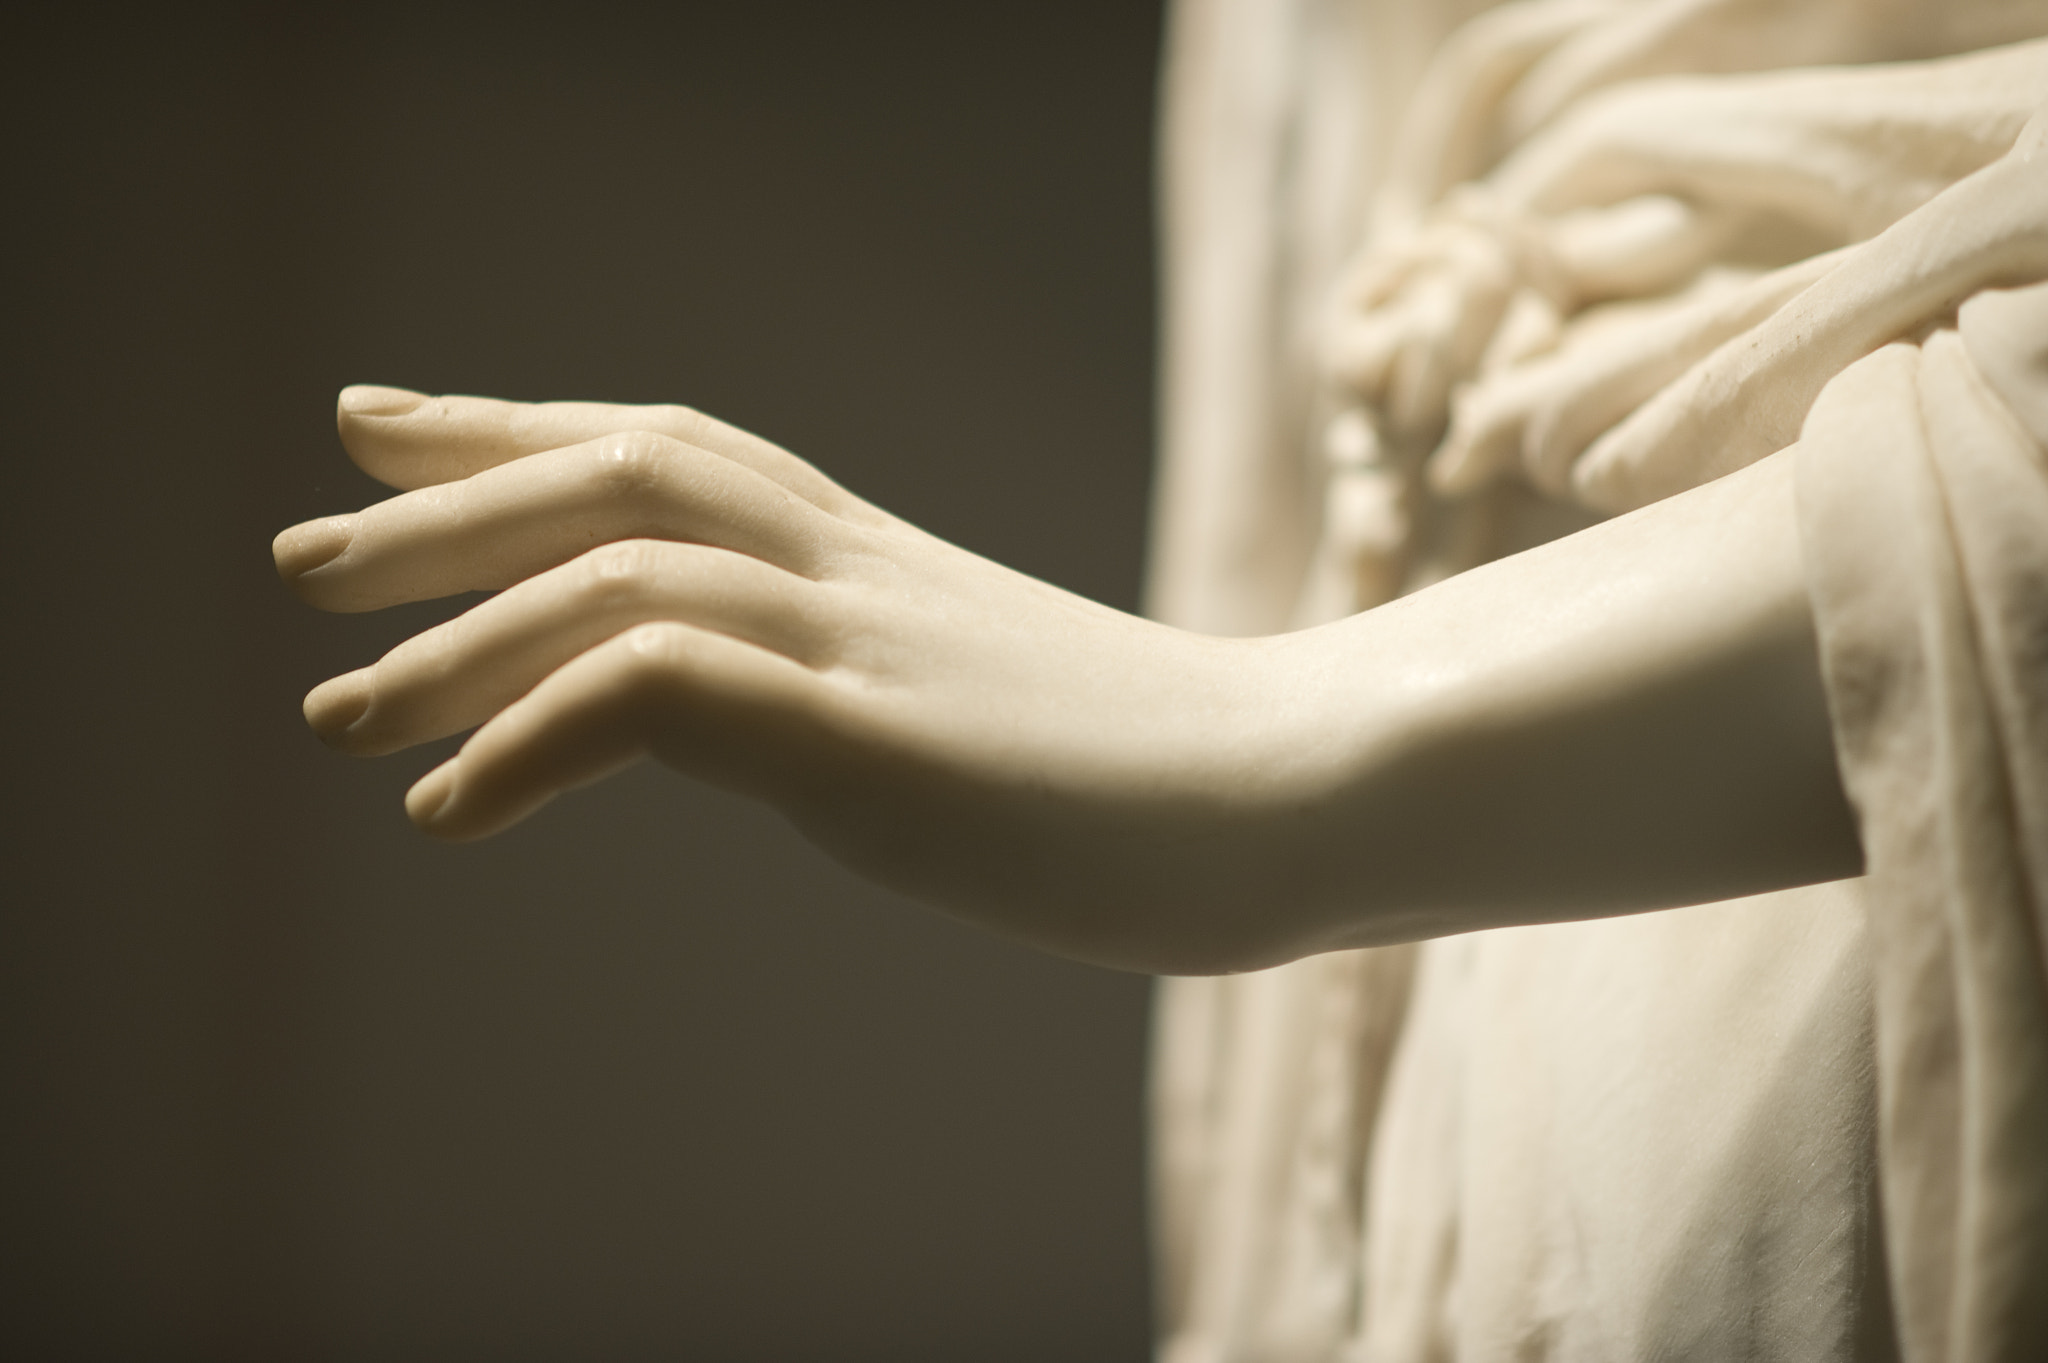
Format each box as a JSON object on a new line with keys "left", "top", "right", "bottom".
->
{"left": 4, "top": 4, "right": 1163, "bottom": 1358}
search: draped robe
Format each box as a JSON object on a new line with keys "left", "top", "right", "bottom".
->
{"left": 1146, "top": 3, "right": 2048, "bottom": 1358}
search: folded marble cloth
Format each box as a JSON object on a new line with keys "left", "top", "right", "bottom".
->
{"left": 1799, "top": 280, "right": 2048, "bottom": 1363}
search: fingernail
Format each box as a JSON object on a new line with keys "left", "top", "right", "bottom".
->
{"left": 304, "top": 671, "right": 371, "bottom": 743}
{"left": 273, "top": 516, "right": 353, "bottom": 578}
{"left": 339, "top": 384, "right": 426, "bottom": 418}
{"left": 406, "top": 762, "right": 459, "bottom": 828}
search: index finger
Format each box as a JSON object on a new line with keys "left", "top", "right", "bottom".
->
{"left": 336, "top": 385, "right": 866, "bottom": 516}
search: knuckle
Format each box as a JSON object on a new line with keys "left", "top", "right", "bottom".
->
{"left": 612, "top": 622, "right": 693, "bottom": 699}
{"left": 578, "top": 539, "right": 666, "bottom": 608}
{"left": 588, "top": 429, "right": 677, "bottom": 498}
{"left": 622, "top": 620, "right": 689, "bottom": 668}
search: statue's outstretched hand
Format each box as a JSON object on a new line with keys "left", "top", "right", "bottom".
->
{"left": 276, "top": 388, "right": 1301, "bottom": 969}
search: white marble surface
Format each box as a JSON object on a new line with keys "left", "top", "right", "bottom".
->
{"left": 277, "top": 1, "right": 2048, "bottom": 1357}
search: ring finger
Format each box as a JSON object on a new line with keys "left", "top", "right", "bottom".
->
{"left": 304, "top": 538, "right": 831, "bottom": 756}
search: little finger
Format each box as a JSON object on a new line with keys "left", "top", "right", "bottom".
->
{"left": 407, "top": 621, "right": 832, "bottom": 841}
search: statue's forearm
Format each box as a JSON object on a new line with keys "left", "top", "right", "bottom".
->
{"left": 1222, "top": 447, "right": 1858, "bottom": 967}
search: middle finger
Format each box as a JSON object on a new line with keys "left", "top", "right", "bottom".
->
{"left": 278, "top": 430, "right": 840, "bottom": 612}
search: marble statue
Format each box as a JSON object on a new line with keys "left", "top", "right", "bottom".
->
{"left": 277, "top": 1, "right": 2048, "bottom": 1358}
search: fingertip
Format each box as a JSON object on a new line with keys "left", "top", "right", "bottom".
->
{"left": 337, "top": 387, "right": 438, "bottom": 491}
{"left": 338, "top": 384, "right": 427, "bottom": 419}
{"left": 408, "top": 759, "right": 551, "bottom": 842}
{"left": 304, "top": 670, "right": 372, "bottom": 747}
{"left": 338, "top": 389, "right": 528, "bottom": 491}
{"left": 273, "top": 516, "right": 354, "bottom": 580}
{"left": 406, "top": 761, "right": 461, "bottom": 833}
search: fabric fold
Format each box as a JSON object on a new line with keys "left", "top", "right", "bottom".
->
{"left": 1796, "top": 286, "right": 2048, "bottom": 1363}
